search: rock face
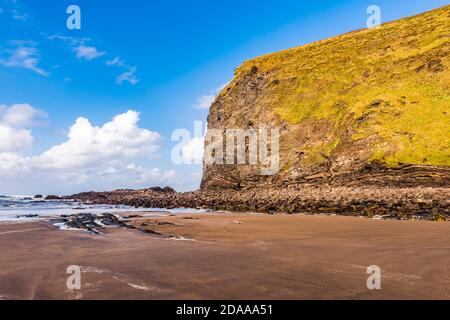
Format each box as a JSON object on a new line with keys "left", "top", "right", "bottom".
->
{"left": 201, "top": 5, "right": 450, "bottom": 190}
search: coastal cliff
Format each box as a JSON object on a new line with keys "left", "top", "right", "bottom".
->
{"left": 71, "top": 6, "right": 449, "bottom": 220}
{"left": 201, "top": 5, "right": 450, "bottom": 190}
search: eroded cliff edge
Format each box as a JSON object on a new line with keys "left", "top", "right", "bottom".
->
{"left": 201, "top": 5, "right": 450, "bottom": 190}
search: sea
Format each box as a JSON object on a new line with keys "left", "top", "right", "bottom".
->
{"left": 0, "top": 195, "right": 206, "bottom": 222}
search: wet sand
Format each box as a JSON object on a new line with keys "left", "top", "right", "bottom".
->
{"left": 0, "top": 213, "right": 449, "bottom": 300}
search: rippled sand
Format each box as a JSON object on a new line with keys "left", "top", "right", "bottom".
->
{"left": 0, "top": 213, "right": 449, "bottom": 300}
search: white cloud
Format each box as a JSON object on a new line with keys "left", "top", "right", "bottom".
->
{"left": 1, "top": 0, "right": 29, "bottom": 21}
{"left": 123, "top": 163, "right": 176, "bottom": 184}
{"left": 106, "top": 56, "right": 126, "bottom": 68}
{"left": 0, "top": 152, "right": 29, "bottom": 175}
{"left": 116, "top": 66, "right": 139, "bottom": 85}
{"left": 47, "top": 35, "right": 89, "bottom": 47}
{"left": 74, "top": 45, "right": 106, "bottom": 61}
{"left": 0, "top": 124, "right": 33, "bottom": 153}
{"left": 0, "top": 104, "right": 46, "bottom": 153}
{"left": 0, "top": 1, "right": 29, "bottom": 21}
{"left": 0, "top": 109, "right": 176, "bottom": 191}
{"left": 193, "top": 83, "right": 228, "bottom": 109}
{"left": 48, "top": 37, "right": 140, "bottom": 85}
{"left": 33, "top": 110, "right": 160, "bottom": 170}
{"left": 194, "top": 94, "right": 216, "bottom": 110}
{"left": 182, "top": 136, "right": 204, "bottom": 164}
{"left": 0, "top": 42, "right": 48, "bottom": 76}
{"left": 1, "top": 103, "right": 47, "bottom": 128}
{"left": 12, "top": 8, "right": 28, "bottom": 21}
{"left": 107, "top": 56, "right": 139, "bottom": 85}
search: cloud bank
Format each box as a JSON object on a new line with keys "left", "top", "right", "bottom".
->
{"left": 0, "top": 104, "right": 46, "bottom": 153}
{"left": 0, "top": 107, "right": 176, "bottom": 193}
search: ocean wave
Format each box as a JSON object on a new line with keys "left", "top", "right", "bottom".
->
{"left": 0, "top": 195, "right": 207, "bottom": 222}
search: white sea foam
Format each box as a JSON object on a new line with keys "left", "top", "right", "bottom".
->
{"left": 127, "top": 283, "right": 153, "bottom": 291}
{"left": 0, "top": 195, "right": 207, "bottom": 222}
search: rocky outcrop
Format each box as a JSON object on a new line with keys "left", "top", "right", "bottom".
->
{"left": 201, "top": 5, "right": 450, "bottom": 190}
{"left": 70, "top": 186, "right": 449, "bottom": 221}
{"left": 51, "top": 213, "right": 139, "bottom": 235}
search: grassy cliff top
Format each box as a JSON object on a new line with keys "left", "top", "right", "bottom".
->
{"left": 225, "top": 5, "right": 450, "bottom": 167}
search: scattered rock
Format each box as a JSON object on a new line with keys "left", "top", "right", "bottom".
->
{"left": 52, "top": 213, "right": 128, "bottom": 234}
{"left": 142, "top": 229, "right": 163, "bottom": 236}
{"left": 16, "top": 214, "right": 39, "bottom": 219}
{"left": 124, "top": 214, "right": 141, "bottom": 219}
{"left": 157, "top": 221, "right": 176, "bottom": 226}
{"left": 45, "top": 195, "right": 62, "bottom": 200}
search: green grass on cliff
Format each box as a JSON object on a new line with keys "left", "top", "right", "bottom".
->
{"left": 227, "top": 5, "right": 450, "bottom": 167}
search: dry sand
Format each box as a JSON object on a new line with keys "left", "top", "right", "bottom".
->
{"left": 0, "top": 213, "right": 449, "bottom": 300}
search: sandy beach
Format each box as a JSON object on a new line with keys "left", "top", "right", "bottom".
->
{"left": 0, "top": 213, "right": 449, "bottom": 300}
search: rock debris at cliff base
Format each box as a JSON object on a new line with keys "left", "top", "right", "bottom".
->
{"left": 71, "top": 186, "right": 449, "bottom": 221}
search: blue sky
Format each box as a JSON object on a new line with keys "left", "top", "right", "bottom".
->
{"left": 0, "top": 0, "right": 448, "bottom": 195}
